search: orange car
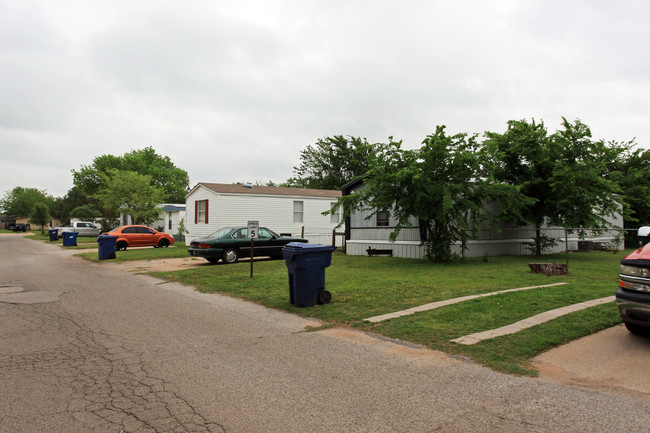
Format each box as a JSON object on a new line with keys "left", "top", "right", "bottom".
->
{"left": 107, "top": 225, "right": 175, "bottom": 251}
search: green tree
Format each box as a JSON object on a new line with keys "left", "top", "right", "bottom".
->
{"left": 72, "top": 147, "right": 190, "bottom": 202}
{"left": 69, "top": 205, "right": 98, "bottom": 220}
{"left": 285, "top": 136, "right": 380, "bottom": 190}
{"left": 30, "top": 203, "right": 50, "bottom": 233}
{"left": 0, "top": 187, "right": 53, "bottom": 216}
{"left": 604, "top": 144, "right": 650, "bottom": 247}
{"left": 333, "top": 127, "right": 530, "bottom": 262}
{"left": 95, "top": 169, "right": 163, "bottom": 226}
{"left": 51, "top": 186, "right": 98, "bottom": 226}
{"left": 484, "top": 118, "right": 626, "bottom": 254}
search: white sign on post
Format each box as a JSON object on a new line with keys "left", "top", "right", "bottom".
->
{"left": 248, "top": 221, "right": 259, "bottom": 278}
{"left": 247, "top": 220, "right": 259, "bottom": 239}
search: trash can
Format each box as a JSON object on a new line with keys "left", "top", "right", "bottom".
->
{"left": 282, "top": 242, "right": 336, "bottom": 307}
{"left": 48, "top": 229, "right": 58, "bottom": 241}
{"left": 62, "top": 231, "right": 79, "bottom": 247}
{"left": 97, "top": 235, "right": 118, "bottom": 260}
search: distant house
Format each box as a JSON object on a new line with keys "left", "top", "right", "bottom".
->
{"left": 341, "top": 178, "right": 624, "bottom": 259}
{"left": 120, "top": 203, "right": 185, "bottom": 233}
{"left": 162, "top": 204, "right": 186, "bottom": 235}
{"left": 185, "top": 183, "right": 342, "bottom": 244}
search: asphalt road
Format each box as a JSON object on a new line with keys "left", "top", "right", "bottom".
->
{"left": 1, "top": 235, "right": 649, "bottom": 432}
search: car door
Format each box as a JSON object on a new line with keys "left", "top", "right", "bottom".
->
{"left": 137, "top": 226, "right": 157, "bottom": 246}
{"left": 121, "top": 226, "right": 139, "bottom": 245}
{"left": 255, "top": 227, "right": 278, "bottom": 257}
{"left": 231, "top": 228, "right": 251, "bottom": 257}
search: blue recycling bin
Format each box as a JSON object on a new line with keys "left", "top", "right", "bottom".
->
{"left": 62, "top": 231, "right": 78, "bottom": 247}
{"left": 97, "top": 235, "right": 118, "bottom": 260}
{"left": 282, "top": 242, "right": 336, "bottom": 307}
{"left": 48, "top": 229, "right": 58, "bottom": 241}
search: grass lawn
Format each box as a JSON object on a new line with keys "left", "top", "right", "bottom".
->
{"left": 76, "top": 244, "right": 189, "bottom": 261}
{"left": 149, "top": 250, "right": 624, "bottom": 375}
{"left": 25, "top": 232, "right": 188, "bottom": 257}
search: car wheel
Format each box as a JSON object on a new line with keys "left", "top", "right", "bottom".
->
{"left": 624, "top": 322, "right": 649, "bottom": 336}
{"left": 158, "top": 239, "right": 170, "bottom": 248}
{"left": 116, "top": 241, "right": 128, "bottom": 251}
{"left": 206, "top": 258, "right": 220, "bottom": 264}
{"left": 222, "top": 248, "right": 239, "bottom": 264}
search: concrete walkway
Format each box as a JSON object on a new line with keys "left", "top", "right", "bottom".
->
{"left": 364, "top": 282, "right": 569, "bottom": 323}
{"left": 452, "top": 296, "right": 616, "bottom": 345}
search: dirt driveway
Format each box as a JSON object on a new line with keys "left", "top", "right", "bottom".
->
{"left": 106, "top": 256, "right": 650, "bottom": 399}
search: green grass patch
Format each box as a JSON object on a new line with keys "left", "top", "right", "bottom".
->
{"left": 149, "top": 250, "right": 625, "bottom": 375}
{"left": 77, "top": 244, "right": 189, "bottom": 262}
{"left": 25, "top": 232, "right": 99, "bottom": 248}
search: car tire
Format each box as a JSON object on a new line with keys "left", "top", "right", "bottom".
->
{"left": 222, "top": 248, "right": 239, "bottom": 264}
{"left": 624, "top": 322, "right": 649, "bottom": 336}
{"left": 158, "top": 239, "right": 170, "bottom": 248}
{"left": 116, "top": 241, "right": 128, "bottom": 251}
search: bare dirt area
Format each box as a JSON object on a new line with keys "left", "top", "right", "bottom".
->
{"left": 104, "top": 257, "right": 212, "bottom": 273}
{"left": 532, "top": 325, "right": 650, "bottom": 400}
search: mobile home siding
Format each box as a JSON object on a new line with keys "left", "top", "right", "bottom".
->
{"left": 185, "top": 183, "right": 342, "bottom": 244}
{"left": 187, "top": 187, "right": 218, "bottom": 241}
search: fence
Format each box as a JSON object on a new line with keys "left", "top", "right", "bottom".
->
{"left": 284, "top": 227, "right": 346, "bottom": 249}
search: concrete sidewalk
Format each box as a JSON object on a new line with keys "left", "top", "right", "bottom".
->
{"left": 452, "top": 296, "right": 616, "bottom": 345}
{"left": 364, "top": 282, "right": 569, "bottom": 323}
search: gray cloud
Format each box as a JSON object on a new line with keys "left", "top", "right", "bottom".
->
{"left": 1, "top": 0, "right": 649, "bottom": 198}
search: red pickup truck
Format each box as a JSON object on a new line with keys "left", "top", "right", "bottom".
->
{"left": 617, "top": 227, "right": 650, "bottom": 335}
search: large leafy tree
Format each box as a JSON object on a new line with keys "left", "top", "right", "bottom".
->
{"left": 51, "top": 185, "right": 98, "bottom": 226}
{"left": 285, "top": 136, "right": 380, "bottom": 190}
{"left": 72, "top": 147, "right": 190, "bottom": 202}
{"left": 484, "top": 118, "right": 626, "bottom": 254}
{"left": 0, "top": 187, "right": 53, "bottom": 217}
{"left": 30, "top": 203, "right": 50, "bottom": 233}
{"left": 606, "top": 145, "right": 650, "bottom": 243}
{"left": 95, "top": 169, "right": 163, "bottom": 226}
{"left": 333, "top": 127, "right": 530, "bottom": 262}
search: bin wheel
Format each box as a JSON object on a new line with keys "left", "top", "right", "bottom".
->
{"left": 222, "top": 248, "right": 239, "bottom": 264}
{"left": 318, "top": 290, "right": 332, "bottom": 305}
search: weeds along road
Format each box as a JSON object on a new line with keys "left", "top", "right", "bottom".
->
{"left": 0, "top": 235, "right": 648, "bottom": 432}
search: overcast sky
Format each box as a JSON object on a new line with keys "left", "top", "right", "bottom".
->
{"left": 2, "top": 0, "right": 649, "bottom": 198}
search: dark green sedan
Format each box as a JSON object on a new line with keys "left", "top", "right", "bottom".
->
{"left": 188, "top": 226, "right": 308, "bottom": 264}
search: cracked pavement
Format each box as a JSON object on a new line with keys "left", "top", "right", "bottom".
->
{"left": 1, "top": 235, "right": 649, "bottom": 432}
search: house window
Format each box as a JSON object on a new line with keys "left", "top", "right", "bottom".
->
{"left": 195, "top": 200, "right": 208, "bottom": 224}
{"left": 376, "top": 211, "right": 389, "bottom": 227}
{"left": 293, "top": 201, "right": 304, "bottom": 223}
{"left": 168, "top": 217, "right": 172, "bottom": 230}
{"left": 330, "top": 202, "right": 340, "bottom": 224}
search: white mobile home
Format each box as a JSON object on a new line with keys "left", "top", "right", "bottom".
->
{"left": 186, "top": 183, "right": 342, "bottom": 244}
{"left": 342, "top": 178, "right": 624, "bottom": 259}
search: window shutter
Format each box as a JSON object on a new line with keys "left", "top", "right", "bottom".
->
{"left": 195, "top": 200, "right": 198, "bottom": 224}
{"left": 205, "top": 199, "right": 209, "bottom": 224}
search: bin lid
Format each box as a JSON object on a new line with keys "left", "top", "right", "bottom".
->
{"left": 97, "top": 234, "right": 118, "bottom": 241}
{"left": 282, "top": 242, "right": 337, "bottom": 253}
